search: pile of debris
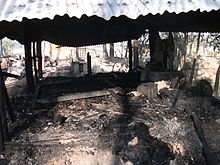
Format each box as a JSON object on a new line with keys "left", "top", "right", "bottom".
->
{"left": 0, "top": 72, "right": 219, "bottom": 165}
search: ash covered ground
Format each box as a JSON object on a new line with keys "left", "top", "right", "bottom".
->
{"left": 1, "top": 75, "right": 220, "bottom": 165}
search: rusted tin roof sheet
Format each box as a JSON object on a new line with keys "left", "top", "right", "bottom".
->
{"left": 1, "top": 0, "right": 220, "bottom": 22}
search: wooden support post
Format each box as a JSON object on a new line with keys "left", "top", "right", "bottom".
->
{"left": 149, "top": 29, "right": 157, "bottom": 63}
{"left": 133, "top": 39, "right": 139, "bottom": 70}
{"left": 128, "top": 40, "right": 132, "bottom": 72}
{"left": 87, "top": 52, "right": 92, "bottom": 75}
{"left": 0, "top": 68, "right": 10, "bottom": 142}
{"left": 24, "top": 20, "right": 35, "bottom": 94}
{"left": 37, "top": 41, "right": 43, "bottom": 79}
{"left": 32, "top": 42, "right": 38, "bottom": 83}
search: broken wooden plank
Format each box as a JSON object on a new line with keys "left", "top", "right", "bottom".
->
{"left": 37, "top": 87, "right": 124, "bottom": 104}
{"left": 2, "top": 72, "right": 19, "bottom": 79}
{"left": 191, "top": 113, "right": 217, "bottom": 165}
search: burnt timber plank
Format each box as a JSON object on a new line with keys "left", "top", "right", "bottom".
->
{"left": 37, "top": 87, "right": 124, "bottom": 104}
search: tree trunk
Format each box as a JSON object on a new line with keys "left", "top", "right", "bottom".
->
{"left": 110, "top": 43, "right": 114, "bottom": 58}
{"left": 183, "top": 33, "right": 188, "bottom": 82}
{"left": 189, "top": 59, "right": 196, "bottom": 87}
{"left": 125, "top": 43, "right": 128, "bottom": 59}
{"left": 196, "top": 32, "right": 201, "bottom": 54}
{"left": 37, "top": 41, "right": 43, "bottom": 79}
{"left": 133, "top": 39, "right": 139, "bottom": 70}
{"left": 32, "top": 42, "right": 38, "bottom": 84}
{"left": 128, "top": 40, "right": 132, "bottom": 72}
{"left": 214, "top": 64, "right": 220, "bottom": 97}
{"left": 103, "top": 44, "right": 108, "bottom": 59}
{"left": 76, "top": 47, "right": 79, "bottom": 60}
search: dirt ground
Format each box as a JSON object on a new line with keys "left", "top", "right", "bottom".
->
{"left": 1, "top": 74, "right": 220, "bottom": 165}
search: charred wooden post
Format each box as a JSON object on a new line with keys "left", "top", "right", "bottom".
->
{"left": 167, "top": 32, "right": 175, "bottom": 71}
{"left": 0, "top": 119, "right": 4, "bottom": 153}
{"left": 37, "top": 41, "right": 43, "bottom": 79}
{"left": 0, "top": 68, "right": 10, "bottom": 142}
{"left": 0, "top": 64, "right": 15, "bottom": 122}
{"left": 24, "top": 20, "right": 35, "bottom": 94}
{"left": 149, "top": 29, "right": 157, "bottom": 63}
{"left": 2, "top": 82, "right": 15, "bottom": 122}
{"left": 32, "top": 42, "right": 38, "bottom": 83}
{"left": 87, "top": 52, "right": 92, "bottom": 75}
{"left": 133, "top": 39, "right": 139, "bottom": 70}
{"left": 128, "top": 40, "right": 132, "bottom": 72}
{"left": 162, "top": 39, "right": 168, "bottom": 70}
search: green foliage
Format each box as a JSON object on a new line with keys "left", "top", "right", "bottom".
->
{"left": 2, "top": 38, "right": 14, "bottom": 56}
{"left": 207, "top": 33, "right": 220, "bottom": 52}
{"left": 138, "top": 34, "right": 149, "bottom": 56}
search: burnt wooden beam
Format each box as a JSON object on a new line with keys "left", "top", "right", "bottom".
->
{"left": 87, "top": 52, "right": 92, "bottom": 75}
{"left": 2, "top": 72, "right": 19, "bottom": 79}
{"left": 0, "top": 118, "right": 4, "bottom": 153}
{"left": 24, "top": 20, "right": 35, "bottom": 94}
{"left": 2, "top": 83, "right": 15, "bottom": 122}
{"left": 0, "top": 68, "right": 10, "bottom": 142}
{"left": 37, "top": 87, "right": 124, "bottom": 104}
{"left": 191, "top": 113, "right": 217, "bottom": 165}
{"left": 37, "top": 41, "right": 43, "bottom": 79}
{"left": 0, "top": 65, "right": 15, "bottom": 122}
{"left": 128, "top": 40, "right": 132, "bottom": 72}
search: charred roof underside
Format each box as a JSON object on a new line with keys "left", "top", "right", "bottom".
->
{"left": 0, "top": 9, "right": 220, "bottom": 47}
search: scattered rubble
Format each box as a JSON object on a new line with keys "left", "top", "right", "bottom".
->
{"left": 0, "top": 73, "right": 219, "bottom": 165}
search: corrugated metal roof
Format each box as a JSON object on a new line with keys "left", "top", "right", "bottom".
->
{"left": 0, "top": 0, "right": 220, "bottom": 22}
